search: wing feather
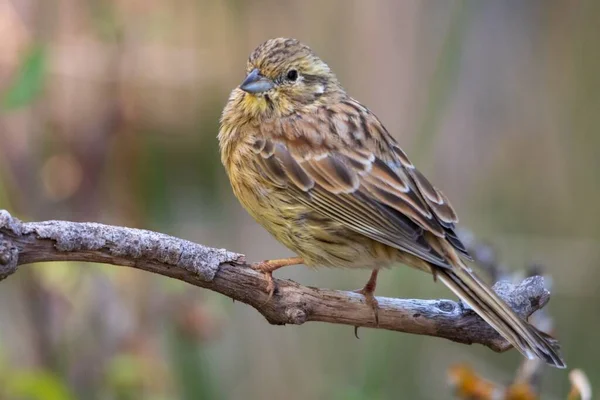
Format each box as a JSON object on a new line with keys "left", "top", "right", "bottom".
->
{"left": 252, "top": 99, "right": 471, "bottom": 265}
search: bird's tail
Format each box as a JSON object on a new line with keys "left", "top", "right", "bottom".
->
{"left": 436, "top": 261, "right": 566, "bottom": 368}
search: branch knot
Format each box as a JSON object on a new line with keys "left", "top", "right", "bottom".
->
{"left": 286, "top": 307, "right": 308, "bottom": 324}
{"left": 0, "top": 235, "right": 18, "bottom": 280}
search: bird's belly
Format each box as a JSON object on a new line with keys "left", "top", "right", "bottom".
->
{"left": 232, "top": 176, "right": 396, "bottom": 269}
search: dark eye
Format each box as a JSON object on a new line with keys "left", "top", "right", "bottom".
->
{"left": 286, "top": 69, "right": 298, "bottom": 81}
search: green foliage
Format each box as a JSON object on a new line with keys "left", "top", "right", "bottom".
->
{"left": 3, "top": 370, "right": 75, "bottom": 400}
{"left": 2, "top": 45, "right": 47, "bottom": 110}
{"left": 167, "top": 327, "right": 220, "bottom": 400}
{"left": 105, "top": 354, "right": 146, "bottom": 400}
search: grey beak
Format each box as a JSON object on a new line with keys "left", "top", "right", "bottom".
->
{"left": 240, "top": 69, "right": 274, "bottom": 94}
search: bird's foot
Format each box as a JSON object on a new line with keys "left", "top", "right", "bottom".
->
{"left": 353, "top": 286, "right": 380, "bottom": 327}
{"left": 251, "top": 261, "right": 278, "bottom": 304}
{"left": 250, "top": 257, "right": 303, "bottom": 304}
{"left": 352, "top": 269, "right": 380, "bottom": 331}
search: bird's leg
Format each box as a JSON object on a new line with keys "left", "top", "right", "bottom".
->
{"left": 353, "top": 269, "right": 380, "bottom": 328}
{"left": 251, "top": 257, "right": 304, "bottom": 301}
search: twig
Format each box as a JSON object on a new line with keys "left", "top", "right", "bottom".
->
{"left": 0, "top": 209, "right": 553, "bottom": 352}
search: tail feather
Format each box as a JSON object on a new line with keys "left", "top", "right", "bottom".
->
{"left": 437, "top": 264, "right": 566, "bottom": 368}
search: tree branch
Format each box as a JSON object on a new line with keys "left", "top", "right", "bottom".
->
{"left": 0, "top": 209, "right": 552, "bottom": 352}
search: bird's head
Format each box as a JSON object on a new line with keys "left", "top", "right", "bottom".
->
{"left": 235, "top": 38, "right": 343, "bottom": 119}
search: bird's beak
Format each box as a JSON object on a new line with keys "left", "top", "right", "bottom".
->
{"left": 239, "top": 68, "right": 274, "bottom": 94}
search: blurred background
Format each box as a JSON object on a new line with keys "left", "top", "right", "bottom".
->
{"left": 1, "top": 0, "right": 599, "bottom": 398}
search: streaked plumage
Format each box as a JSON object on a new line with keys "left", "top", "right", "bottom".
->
{"left": 219, "top": 38, "right": 565, "bottom": 368}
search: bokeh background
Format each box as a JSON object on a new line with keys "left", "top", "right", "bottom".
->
{"left": 1, "top": 0, "right": 599, "bottom": 399}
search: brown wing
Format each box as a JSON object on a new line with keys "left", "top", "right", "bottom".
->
{"left": 252, "top": 98, "right": 471, "bottom": 267}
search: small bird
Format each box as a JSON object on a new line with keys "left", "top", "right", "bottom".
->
{"left": 218, "top": 38, "right": 565, "bottom": 368}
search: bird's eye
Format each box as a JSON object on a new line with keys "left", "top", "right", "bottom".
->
{"left": 286, "top": 69, "right": 298, "bottom": 81}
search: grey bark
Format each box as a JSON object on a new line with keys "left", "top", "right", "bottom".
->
{"left": 0, "top": 209, "right": 552, "bottom": 352}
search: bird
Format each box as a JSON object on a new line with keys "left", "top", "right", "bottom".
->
{"left": 218, "top": 37, "right": 565, "bottom": 368}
